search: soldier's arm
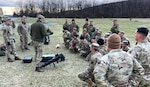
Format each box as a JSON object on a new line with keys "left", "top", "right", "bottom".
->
{"left": 2, "top": 27, "right": 9, "bottom": 42}
{"left": 17, "top": 24, "right": 22, "bottom": 36}
{"left": 41, "top": 24, "right": 47, "bottom": 37}
{"left": 93, "top": 56, "right": 109, "bottom": 87}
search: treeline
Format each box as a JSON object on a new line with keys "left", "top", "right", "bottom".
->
{"left": 13, "top": 0, "right": 150, "bottom": 18}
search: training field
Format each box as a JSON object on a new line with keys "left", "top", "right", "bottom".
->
{"left": 0, "top": 18, "right": 150, "bottom": 87}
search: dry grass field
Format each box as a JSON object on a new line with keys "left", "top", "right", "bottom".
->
{"left": 0, "top": 18, "right": 150, "bottom": 87}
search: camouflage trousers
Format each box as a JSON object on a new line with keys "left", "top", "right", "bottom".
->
{"left": 20, "top": 34, "right": 29, "bottom": 50}
{"left": 80, "top": 50, "right": 90, "bottom": 58}
{"left": 138, "top": 76, "right": 150, "bottom": 87}
{"left": 5, "top": 39, "right": 18, "bottom": 58}
{"left": 32, "top": 41, "right": 43, "bottom": 66}
{"left": 78, "top": 67, "right": 95, "bottom": 83}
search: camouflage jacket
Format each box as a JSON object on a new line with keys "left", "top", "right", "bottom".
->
{"left": 69, "top": 23, "right": 79, "bottom": 33}
{"left": 87, "top": 25, "right": 95, "bottom": 36}
{"left": 63, "top": 31, "right": 71, "bottom": 39}
{"left": 63, "top": 23, "right": 70, "bottom": 31}
{"left": 2, "top": 23, "right": 15, "bottom": 42}
{"left": 99, "top": 45, "right": 108, "bottom": 56}
{"left": 83, "top": 23, "right": 89, "bottom": 29}
{"left": 17, "top": 23, "right": 30, "bottom": 35}
{"left": 79, "top": 39, "right": 90, "bottom": 52}
{"left": 122, "top": 46, "right": 130, "bottom": 52}
{"left": 94, "top": 49, "right": 144, "bottom": 87}
{"left": 80, "top": 33, "right": 91, "bottom": 42}
{"left": 128, "top": 41, "right": 150, "bottom": 75}
{"left": 110, "top": 24, "right": 119, "bottom": 34}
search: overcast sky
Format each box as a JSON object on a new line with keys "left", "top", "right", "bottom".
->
{"left": 0, "top": 0, "right": 126, "bottom": 7}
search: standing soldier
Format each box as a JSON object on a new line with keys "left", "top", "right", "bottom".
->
{"left": 63, "top": 19, "right": 70, "bottom": 31}
{"left": 93, "top": 34, "right": 144, "bottom": 87}
{"left": 87, "top": 21, "right": 95, "bottom": 36}
{"left": 30, "top": 15, "right": 47, "bottom": 72}
{"left": 110, "top": 19, "right": 120, "bottom": 34}
{"left": 78, "top": 43, "right": 102, "bottom": 86}
{"left": 17, "top": 16, "right": 30, "bottom": 52}
{"left": 83, "top": 18, "right": 89, "bottom": 29}
{"left": 2, "top": 17, "right": 21, "bottom": 62}
{"left": 69, "top": 19, "right": 79, "bottom": 33}
{"left": 128, "top": 27, "right": 150, "bottom": 87}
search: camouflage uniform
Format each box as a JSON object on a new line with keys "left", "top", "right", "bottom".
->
{"left": 83, "top": 23, "right": 89, "bottom": 29}
{"left": 63, "top": 20, "right": 70, "bottom": 31}
{"left": 2, "top": 19, "right": 20, "bottom": 61}
{"left": 110, "top": 24, "right": 119, "bottom": 34}
{"left": 63, "top": 30, "right": 71, "bottom": 49}
{"left": 78, "top": 39, "right": 90, "bottom": 57}
{"left": 69, "top": 35, "right": 80, "bottom": 53}
{"left": 94, "top": 49, "right": 144, "bottom": 87}
{"left": 80, "top": 33, "right": 91, "bottom": 42}
{"left": 99, "top": 45, "right": 108, "bottom": 56}
{"left": 78, "top": 43, "right": 102, "bottom": 84}
{"left": 17, "top": 16, "right": 30, "bottom": 51}
{"left": 128, "top": 40, "right": 150, "bottom": 87}
{"left": 69, "top": 21, "right": 79, "bottom": 33}
{"left": 87, "top": 24, "right": 95, "bottom": 36}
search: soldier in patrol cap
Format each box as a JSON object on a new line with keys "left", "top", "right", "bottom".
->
{"left": 30, "top": 14, "right": 47, "bottom": 72}
{"left": 69, "top": 19, "right": 79, "bottom": 33}
{"left": 119, "top": 31, "right": 130, "bottom": 47}
{"left": 128, "top": 27, "right": 150, "bottom": 87}
{"left": 78, "top": 43, "right": 102, "bottom": 86}
{"left": 121, "top": 40, "right": 130, "bottom": 52}
{"left": 83, "top": 18, "right": 89, "bottom": 29}
{"left": 2, "top": 17, "right": 21, "bottom": 62}
{"left": 93, "top": 34, "right": 144, "bottom": 87}
{"left": 17, "top": 15, "right": 30, "bottom": 52}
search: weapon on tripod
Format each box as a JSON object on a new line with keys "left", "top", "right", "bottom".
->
{"left": 39, "top": 53, "right": 65, "bottom": 68}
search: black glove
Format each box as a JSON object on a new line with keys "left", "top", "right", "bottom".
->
{"left": 7, "top": 42, "right": 11, "bottom": 45}
{"left": 13, "top": 39, "right": 15, "bottom": 43}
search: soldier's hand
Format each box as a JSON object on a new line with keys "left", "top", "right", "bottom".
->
{"left": 7, "top": 42, "right": 11, "bottom": 45}
{"left": 13, "top": 39, "right": 15, "bottom": 43}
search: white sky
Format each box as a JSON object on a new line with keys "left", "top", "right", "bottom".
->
{"left": 0, "top": 0, "right": 125, "bottom": 7}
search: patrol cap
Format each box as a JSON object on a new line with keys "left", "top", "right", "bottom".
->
{"left": 3, "top": 16, "right": 11, "bottom": 22}
{"left": 137, "top": 27, "right": 149, "bottom": 36}
{"left": 90, "top": 43, "right": 99, "bottom": 51}
{"left": 73, "top": 27, "right": 77, "bottom": 30}
{"left": 21, "top": 15, "right": 26, "bottom": 20}
{"left": 73, "top": 32, "right": 79, "bottom": 37}
{"left": 37, "top": 14, "right": 45, "bottom": 19}
{"left": 119, "top": 31, "right": 124, "bottom": 34}
{"left": 122, "top": 40, "right": 129, "bottom": 45}
{"left": 83, "top": 28, "right": 87, "bottom": 31}
{"left": 105, "top": 32, "right": 111, "bottom": 36}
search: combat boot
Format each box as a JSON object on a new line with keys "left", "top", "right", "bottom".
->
{"left": 15, "top": 56, "right": 21, "bottom": 60}
{"left": 8, "top": 58, "right": 14, "bottom": 62}
{"left": 35, "top": 67, "right": 44, "bottom": 72}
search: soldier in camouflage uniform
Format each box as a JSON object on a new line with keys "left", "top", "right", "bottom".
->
{"left": 80, "top": 28, "right": 91, "bottom": 42}
{"left": 83, "top": 18, "right": 89, "bottom": 29}
{"left": 63, "top": 19, "right": 70, "bottom": 31}
{"left": 128, "top": 27, "right": 150, "bottom": 87}
{"left": 78, "top": 43, "right": 102, "bottom": 86}
{"left": 87, "top": 21, "right": 95, "bottom": 36}
{"left": 97, "top": 38, "right": 108, "bottom": 56}
{"left": 121, "top": 40, "right": 130, "bottom": 52}
{"left": 119, "top": 31, "right": 130, "bottom": 47}
{"left": 110, "top": 19, "right": 120, "bottom": 34}
{"left": 69, "top": 33, "right": 80, "bottom": 53}
{"left": 30, "top": 15, "right": 47, "bottom": 72}
{"left": 78, "top": 35, "right": 90, "bottom": 57}
{"left": 93, "top": 34, "right": 144, "bottom": 87}
{"left": 69, "top": 19, "right": 79, "bottom": 33}
{"left": 95, "top": 30, "right": 103, "bottom": 42}
{"left": 17, "top": 16, "right": 30, "bottom": 52}
{"left": 63, "top": 29, "right": 71, "bottom": 49}
{"left": 2, "top": 17, "right": 21, "bottom": 62}
{"left": 70, "top": 27, "right": 78, "bottom": 39}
